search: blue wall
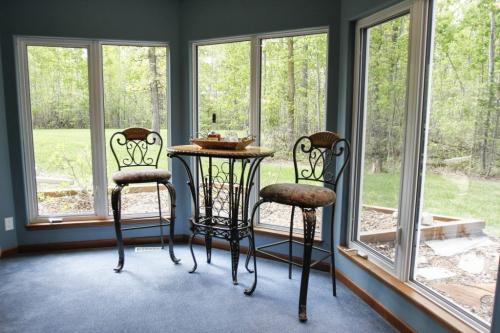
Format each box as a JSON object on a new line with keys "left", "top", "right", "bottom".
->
{"left": 0, "top": 39, "right": 18, "bottom": 252}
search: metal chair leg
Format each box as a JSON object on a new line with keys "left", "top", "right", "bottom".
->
{"left": 298, "top": 208, "right": 317, "bottom": 322}
{"left": 165, "top": 183, "right": 180, "bottom": 264}
{"left": 330, "top": 205, "right": 337, "bottom": 297}
{"left": 156, "top": 183, "right": 165, "bottom": 249}
{"left": 288, "top": 206, "right": 296, "bottom": 279}
{"left": 112, "top": 184, "right": 125, "bottom": 273}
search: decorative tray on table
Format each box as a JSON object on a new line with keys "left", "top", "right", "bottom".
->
{"left": 190, "top": 136, "right": 255, "bottom": 150}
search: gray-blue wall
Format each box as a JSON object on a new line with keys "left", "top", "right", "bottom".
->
{"left": 0, "top": 39, "right": 18, "bottom": 252}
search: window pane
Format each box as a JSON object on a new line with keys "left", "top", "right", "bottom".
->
{"left": 102, "top": 45, "right": 169, "bottom": 215}
{"left": 196, "top": 41, "right": 251, "bottom": 217}
{"left": 356, "top": 15, "right": 410, "bottom": 261}
{"left": 259, "top": 34, "right": 328, "bottom": 232}
{"left": 197, "top": 41, "right": 251, "bottom": 136}
{"left": 27, "top": 46, "right": 93, "bottom": 216}
{"left": 414, "top": 0, "right": 498, "bottom": 325}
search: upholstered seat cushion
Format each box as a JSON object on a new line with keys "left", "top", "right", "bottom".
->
{"left": 112, "top": 169, "right": 171, "bottom": 185}
{"left": 259, "top": 183, "right": 336, "bottom": 208}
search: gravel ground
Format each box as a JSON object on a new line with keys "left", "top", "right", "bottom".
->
{"left": 39, "top": 188, "right": 170, "bottom": 217}
{"left": 358, "top": 207, "right": 498, "bottom": 324}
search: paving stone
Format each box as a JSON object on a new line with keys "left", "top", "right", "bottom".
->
{"left": 425, "top": 236, "right": 494, "bottom": 257}
{"left": 458, "top": 253, "right": 485, "bottom": 274}
{"left": 416, "top": 267, "right": 456, "bottom": 280}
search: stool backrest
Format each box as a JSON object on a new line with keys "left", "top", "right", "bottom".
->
{"left": 110, "top": 127, "right": 163, "bottom": 171}
{"left": 292, "top": 131, "right": 350, "bottom": 191}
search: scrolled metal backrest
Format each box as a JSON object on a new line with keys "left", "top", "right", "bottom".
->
{"left": 110, "top": 127, "right": 163, "bottom": 170}
{"left": 292, "top": 131, "right": 350, "bottom": 191}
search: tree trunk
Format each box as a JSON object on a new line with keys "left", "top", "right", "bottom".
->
{"left": 315, "top": 51, "right": 322, "bottom": 133}
{"left": 148, "top": 48, "right": 160, "bottom": 134}
{"left": 301, "top": 42, "right": 309, "bottom": 135}
{"left": 287, "top": 38, "right": 296, "bottom": 148}
{"left": 486, "top": 2, "right": 497, "bottom": 175}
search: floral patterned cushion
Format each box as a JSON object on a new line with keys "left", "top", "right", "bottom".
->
{"left": 259, "top": 183, "right": 336, "bottom": 208}
{"left": 112, "top": 169, "right": 171, "bottom": 185}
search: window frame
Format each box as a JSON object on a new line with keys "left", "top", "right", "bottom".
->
{"left": 348, "top": 0, "right": 492, "bottom": 331}
{"left": 15, "top": 36, "right": 172, "bottom": 224}
{"left": 348, "top": 0, "right": 428, "bottom": 276}
{"left": 191, "top": 27, "right": 330, "bottom": 235}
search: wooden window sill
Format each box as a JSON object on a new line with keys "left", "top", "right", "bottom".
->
{"left": 26, "top": 216, "right": 161, "bottom": 230}
{"left": 337, "top": 246, "right": 481, "bottom": 333}
{"left": 27, "top": 219, "right": 323, "bottom": 245}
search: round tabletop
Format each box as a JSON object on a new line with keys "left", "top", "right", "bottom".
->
{"left": 167, "top": 145, "right": 274, "bottom": 158}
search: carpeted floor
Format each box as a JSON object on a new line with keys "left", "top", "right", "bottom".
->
{"left": 0, "top": 245, "right": 395, "bottom": 333}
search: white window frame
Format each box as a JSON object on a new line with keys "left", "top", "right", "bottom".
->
{"left": 348, "top": 1, "right": 491, "bottom": 331}
{"left": 191, "top": 27, "right": 330, "bottom": 234}
{"left": 348, "top": 0, "right": 427, "bottom": 275}
{"left": 15, "top": 36, "right": 171, "bottom": 223}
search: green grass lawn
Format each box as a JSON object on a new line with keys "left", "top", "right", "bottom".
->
{"left": 33, "top": 129, "right": 500, "bottom": 235}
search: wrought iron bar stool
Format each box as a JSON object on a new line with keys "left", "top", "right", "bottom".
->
{"left": 110, "top": 127, "right": 180, "bottom": 273}
{"left": 246, "top": 131, "right": 350, "bottom": 322}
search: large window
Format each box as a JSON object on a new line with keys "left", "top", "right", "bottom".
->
{"left": 26, "top": 45, "right": 93, "bottom": 217}
{"left": 350, "top": 0, "right": 499, "bottom": 330}
{"left": 193, "top": 30, "right": 328, "bottom": 233}
{"left": 17, "top": 38, "right": 170, "bottom": 222}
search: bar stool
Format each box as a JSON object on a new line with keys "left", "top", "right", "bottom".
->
{"left": 246, "top": 131, "right": 350, "bottom": 321}
{"left": 110, "top": 127, "right": 180, "bottom": 273}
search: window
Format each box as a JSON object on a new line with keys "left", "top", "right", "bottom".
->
{"left": 350, "top": 0, "right": 498, "bottom": 330}
{"left": 196, "top": 41, "right": 251, "bottom": 136}
{"left": 193, "top": 29, "right": 329, "bottom": 233}
{"left": 26, "top": 45, "right": 93, "bottom": 217}
{"left": 102, "top": 44, "right": 169, "bottom": 216}
{"left": 351, "top": 14, "right": 410, "bottom": 262}
{"left": 259, "top": 34, "right": 328, "bottom": 233}
{"left": 17, "top": 38, "right": 170, "bottom": 222}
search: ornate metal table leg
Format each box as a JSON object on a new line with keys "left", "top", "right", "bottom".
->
{"left": 188, "top": 230, "right": 198, "bottom": 273}
{"left": 165, "top": 182, "right": 180, "bottom": 264}
{"left": 112, "top": 184, "right": 125, "bottom": 273}
{"left": 169, "top": 154, "right": 198, "bottom": 271}
{"left": 298, "top": 208, "right": 317, "bottom": 322}
{"left": 245, "top": 243, "right": 254, "bottom": 273}
{"left": 244, "top": 200, "right": 262, "bottom": 296}
{"left": 205, "top": 235, "right": 212, "bottom": 263}
{"left": 230, "top": 238, "right": 240, "bottom": 285}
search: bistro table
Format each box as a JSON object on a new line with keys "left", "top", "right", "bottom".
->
{"left": 167, "top": 144, "right": 274, "bottom": 290}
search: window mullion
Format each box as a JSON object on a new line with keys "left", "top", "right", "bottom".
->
{"left": 250, "top": 36, "right": 261, "bottom": 141}
{"left": 250, "top": 36, "right": 261, "bottom": 223}
{"left": 15, "top": 39, "right": 38, "bottom": 221}
{"left": 88, "top": 41, "right": 107, "bottom": 217}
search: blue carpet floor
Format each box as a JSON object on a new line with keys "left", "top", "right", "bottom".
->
{"left": 0, "top": 245, "right": 395, "bottom": 333}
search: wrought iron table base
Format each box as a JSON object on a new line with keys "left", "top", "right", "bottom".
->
{"left": 168, "top": 150, "right": 269, "bottom": 289}
{"left": 186, "top": 216, "right": 257, "bottom": 285}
